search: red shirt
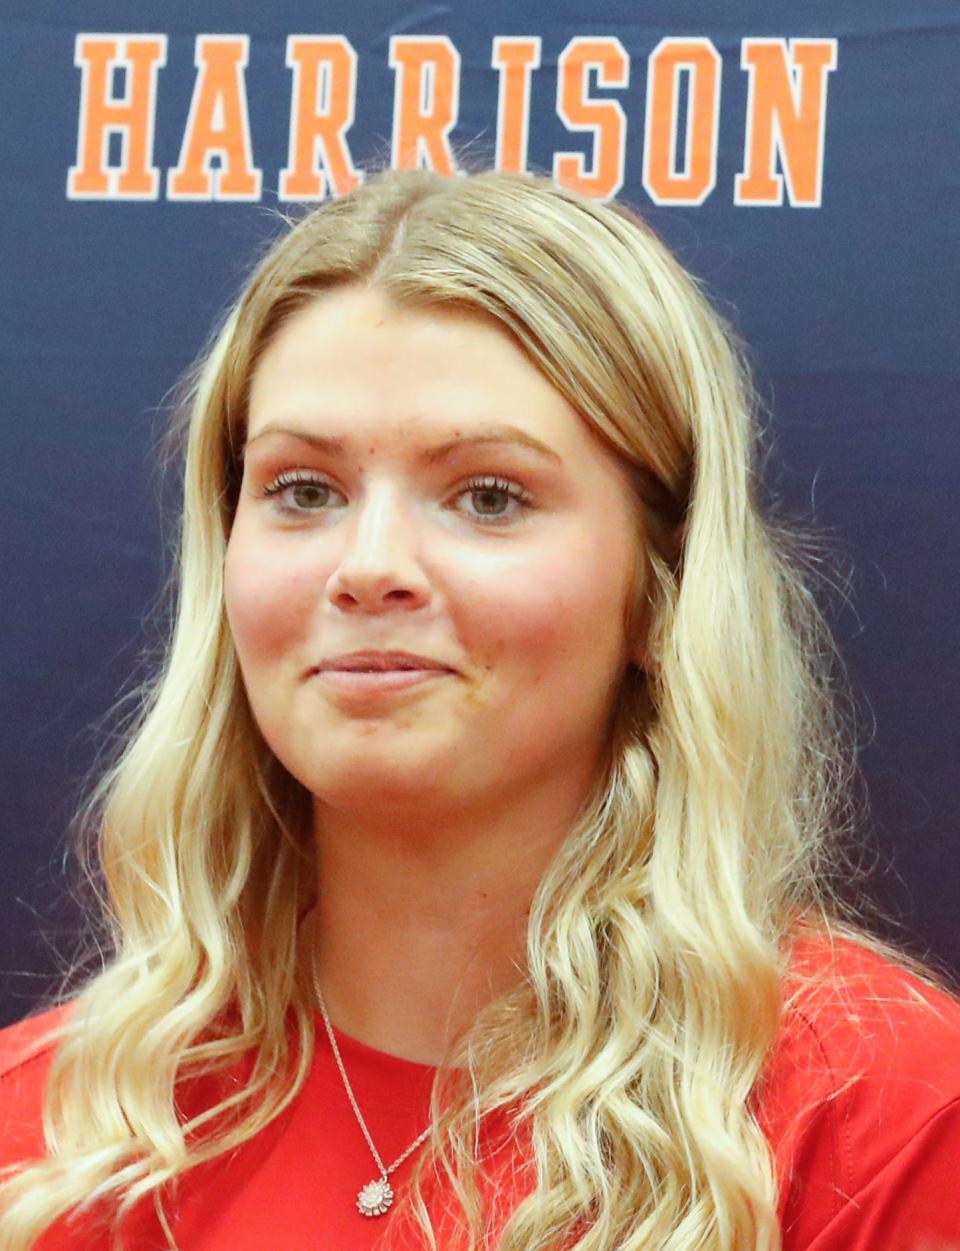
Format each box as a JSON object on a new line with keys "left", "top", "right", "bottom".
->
{"left": 2, "top": 934, "right": 960, "bottom": 1250}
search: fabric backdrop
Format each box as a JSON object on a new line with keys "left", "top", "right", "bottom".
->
{"left": 1, "top": 1, "right": 957, "bottom": 1027}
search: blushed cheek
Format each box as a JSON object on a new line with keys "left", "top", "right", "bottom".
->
{"left": 223, "top": 540, "right": 313, "bottom": 667}
{"left": 474, "top": 553, "right": 596, "bottom": 667}
{"left": 486, "top": 538, "right": 632, "bottom": 679}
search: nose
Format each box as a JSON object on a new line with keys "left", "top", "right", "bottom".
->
{"left": 324, "top": 482, "right": 432, "bottom": 614}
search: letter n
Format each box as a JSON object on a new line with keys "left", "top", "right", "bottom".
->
{"left": 735, "top": 38, "right": 838, "bottom": 207}
{"left": 67, "top": 34, "right": 167, "bottom": 200}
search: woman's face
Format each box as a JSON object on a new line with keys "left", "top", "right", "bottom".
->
{"left": 224, "top": 286, "right": 647, "bottom": 820}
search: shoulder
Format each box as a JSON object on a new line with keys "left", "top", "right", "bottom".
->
{"left": 767, "top": 929, "right": 960, "bottom": 1109}
{"left": 756, "top": 930, "right": 960, "bottom": 1250}
{"left": 0, "top": 1003, "right": 73, "bottom": 1168}
{"left": 0, "top": 1003, "right": 71, "bottom": 1077}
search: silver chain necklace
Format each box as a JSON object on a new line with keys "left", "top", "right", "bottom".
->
{"left": 311, "top": 958, "right": 433, "bottom": 1217}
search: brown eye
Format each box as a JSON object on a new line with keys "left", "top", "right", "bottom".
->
{"left": 290, "top": 482, "right": 331, "bottom": 509}
{"left": 262, "top": 472, "right": 344, "bottom": 515}
{"left": 471, "top": 486, "right": 511, "bottom": 515}
{"left": 456, "top": 476, "right": 533, "bottom": 525}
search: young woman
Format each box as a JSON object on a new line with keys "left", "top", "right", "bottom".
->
{"left": 2, "top": 168, "right": 958, "bottom": 1251}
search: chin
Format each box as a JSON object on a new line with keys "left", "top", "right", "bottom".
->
{"left": 303, "top": 745, "right": 462, "bottom": 807}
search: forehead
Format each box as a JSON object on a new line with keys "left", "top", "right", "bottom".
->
{"left": 246, "top": 287, "right": 584, "bottom": 451}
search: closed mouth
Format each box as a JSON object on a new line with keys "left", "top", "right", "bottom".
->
{"left": 315, "top": 653, "right": 453, "bottom": 674}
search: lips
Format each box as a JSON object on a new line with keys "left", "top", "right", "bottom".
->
{"left": 315, "top": 651, "right": 454, "bottom": 674}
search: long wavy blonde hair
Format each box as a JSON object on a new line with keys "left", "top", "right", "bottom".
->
{"left": 0, "top": 167, "right": 907, "bottom": 1250}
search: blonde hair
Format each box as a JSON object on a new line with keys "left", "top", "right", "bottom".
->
{"left": 0, "top": 167, "right": 916, "bottom": 1249}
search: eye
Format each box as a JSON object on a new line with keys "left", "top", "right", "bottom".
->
{"left": 261, "top": 470, "right": 344, "bottom": 515}
{"left": 258, "top": 470, "right": 533, "bottom": 524}
{"left": 454, "top": 476, "right": 533, "bottom": 525}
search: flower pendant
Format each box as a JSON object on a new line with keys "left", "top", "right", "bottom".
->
{"left": 357, "top": 1177, "right": 394, "bottom": 1217}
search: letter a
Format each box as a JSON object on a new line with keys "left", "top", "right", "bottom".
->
{"left": 168, "top": 35, "right": 262, "bottom": 200}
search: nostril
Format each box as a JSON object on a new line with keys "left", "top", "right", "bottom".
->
{"left": 326, "top": 562, "right": 432, "bottom": 610}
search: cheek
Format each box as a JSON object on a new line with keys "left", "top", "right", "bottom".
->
{"left": 458, "top": 535, "right": 630, "bottom": 670}
{"left": 223, "top": 531, "right": 315, "bottom": 667}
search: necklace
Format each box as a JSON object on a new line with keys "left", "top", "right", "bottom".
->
{"left": 311, "top": 958, "right": 433, "bottom": 1217}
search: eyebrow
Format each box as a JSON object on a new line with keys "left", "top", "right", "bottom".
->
{"left": 242, "top": 422, "right": 563, "bottom": 466}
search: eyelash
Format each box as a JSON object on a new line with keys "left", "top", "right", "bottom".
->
{"left": 260, "top": 471, "right": 534, "bottom": 525}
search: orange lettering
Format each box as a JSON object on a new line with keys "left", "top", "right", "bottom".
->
{"left": 735, "top": 38, "right": 838, "bottom": 207}
{"left": 389, "top": 37, "right": 460, "bottom": 173}
{"left": 167, "top": 35, "right": 262, "bottom": 200}
{"left": 553, "top": 38, "right": 628, "bottom": 201}
{"left": 492, "top": 37, "right": 541, "bottom": 175}
{"left": 67, "top": 34, "right": 166, "bottom": 200}
{"left": 279, "top": 36, "right": 362, "bottom": 201}
{"left": 642, "top": 38, "right": 721, "bottom": 206}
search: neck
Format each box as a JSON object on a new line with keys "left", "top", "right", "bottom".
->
{"left": 308, "top": 773, "right": 598, "bottom": 1066}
